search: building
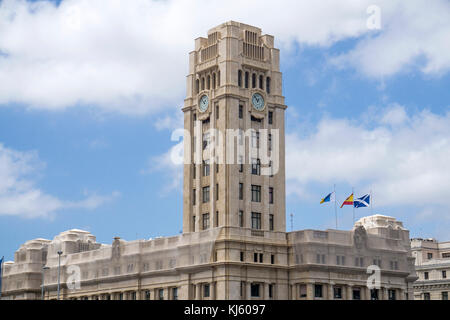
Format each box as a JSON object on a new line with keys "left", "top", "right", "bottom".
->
{"left": 0, "top": 21, "right": 417, "bottom": 300}
{"left": 411, "top": 238, "right": 450, "bottom": 300}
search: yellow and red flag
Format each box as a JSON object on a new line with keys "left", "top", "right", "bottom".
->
{"left": 340, "top": 193, "right": 354, "bottom": 208}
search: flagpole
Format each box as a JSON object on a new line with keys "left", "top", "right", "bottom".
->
{"left": 352, "top": 187, "right": 355, "bottom": 225}
{"left": 334, "top": 184, "right": 338, "bottom": 229}
{"left": 0, "top": 256, "right": 4, "bottom": 298}
{"left": 370, "top": 189, "right": 373, "bottom": 215}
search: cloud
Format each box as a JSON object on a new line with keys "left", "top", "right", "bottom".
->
{"left": 0, "top": 143, "right": 119, "bottom": 218}
{"left": 286, "top": 104, "right": 450, "bottom": 208}
{"left": 0, "top": 0, "right": 448, "bottom": 113}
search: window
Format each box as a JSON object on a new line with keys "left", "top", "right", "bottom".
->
{"left": 193, "top": 165, "right": 196, "bottom": 178}
{"left": 127, "top": 264, "right": 134, "bottom": 273}
{"left": 268, "top": 111, "right": 273, "bottom": 124}
{"left": 119, "top": 293, "right": 123, "bottom": 300}
{"left": 252, "top": 158, "right": 261, "bottom": 175}
{"left": 215, "top": 211, "right": 219, "bottom": 227}
{"left": 216, "top": 163, "right": 219, "bottom": 173}
{"left": 266, "top": 77, "right": 271, "bottom": 94}
{"left": 269, "top": 284, "right": 273, "bottom": 298}
{"left": 204, "top": 284, "right": 210, "bottom": 298}
{"left": 217, "top": 71, "right": 220, "bottom": 86}
{"left": 240, "top": 251, "right": 244, "bottom": 262}
{"left": 193, "top": 113, "right": 197, "bottom": 122}
{"left": 443, "top": 253, "right": 450, "bottom": 258}
{"left": 202, "top": 132, "right": 210, "bottom": 150}
{"left": 192, "top": 216, "right": 196, "bottom": 232}
{"left": 268, "top": 133, "right": 272, "bottom": 151}
{"left": 201, "top": 77, "right": 205, "bottom": 91}
{"left": 269, "top": 188, "right": 274, "bottom": 204}
{"left": 203, "top": 160, "right": 210, "bottom": 176}
{"left": 145, "top": 290, "right": 150, "bottom": 300}
{"left": 336, "top": 255, "right": 345, "bottom": 266}
{"left": 251, "top": 115, "right": 262, "bottom": 122}
{"left": 314, "top": 284, "right": 323, "bottom": 298}
{"left": 442, "top": 292, "right": 448, "bottom": 300}
{"left": 334, "top": 287, "right": 342, "bottom": 299}
{"left": 212, "top": 73, "right": 216, "bottom": 89}
{"left": 207, "top": 75, "right": 210, "bottom": 90}
{"left": 424, "top": 292, "right": 430, "bottom": 300}
{"left": 238, "top": 155, "right": 243, "bottom": 172}
{"left": 251, "top": 283, "right": 260, "bottom": 297}
{"left": 238, "top": 70, "right": 242, "bottom": 87}
{"left": 202, "top": 186, "right": 210, "bottom": 203}
{"left": 427, "top": 253, "right": 433, "bottom": 259}
{"left": 373, "top": 259, "right": 382, "bottom": 267}
{"left": 388, "top": 289, "right": 396, "bottom": 300}
{"left": 259, "top": 75, "right": 263, "bottom": 89}
{"left": 192, "top": 189, "right": 196, "bottom": 205}
{"left": 269, "top": 214, "right": 274, "bottom": 231}
{"left": 424, "top": 272, "right": 429, "bottom": 280}
{"left": 239, "top": 105, "right": 243, "bottom": 119}
{"left": 251, "top": 185, "right": 261, "bottom": 202}
{"left": 252, "top": 73, "right": 256, "bottom": 88}
{"left": 299, "top": 284, "right": 307, "bottom": 298}
{"left": 271, "top": 254, "right": 275, "bottom": 264}
{"left": 216, "top": 184, "right": 219, "bottom": 200}
{"left": 215, "top": 104, "right": 219, "bottom": 119}
{"left": 352, "top": 288, "right": 361, "bottom": 300}
{"left": 159, "top": 289, "right": 164, "bottom": 300}
{"left": 254, "top": 253, "right": 258, "bottom": 263}
{"left": 172, "top": 288, "right": 178, "bottom": 300}
{"left": 239, "top": 210, "right": 244, "bottom": 227}
{"left": 202, "top": 213, "right": 210, "bottom": 230}
{"left": 355, "top": 257, "right": 364, "bottom": 267}
{"left": 251, "top": 131, "right": 260, "bottom": 148}
{"left": 251, "top": 212, "right": 261, "bottom": 230}
{"left": 370, "top": 289, "right": 379, "bottom": 300}
{"left": 239, "top": 183, "right": 244, "bottom": 200}
{"left": 130, "top": 291, "right": 136, "bottom": 300}
{"left": 259, "top": 253, "right": 263, "bottom": 263}
{"left": 443, "top": 270, "right": 447, "bottom": 279}
{"left": 245, "top": 71, "right": 249, "bottom": 88}
{"left": 196, "top": 79, "right": 199, "bottom": 94}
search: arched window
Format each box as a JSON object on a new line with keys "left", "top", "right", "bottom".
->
{"left": 259, "top": 75, "right": 263, "bottom": 89}
{"left": 238, "top": 70, "right": 242, "bottom": 87}
{"left": 266, "top": 77, "right": 271, "bottom": 94}
{"left": 196, "top": 79, "right": 199, "bottom": 94}
{"left": 252, "top": 73, "right": 256, "bottom": 88}
{"left": 245, "top": 72, "right": 249, "bottom": 88}
{"left": 212, "top": 73, "right": 216, "bottom": 89}
{"left": 201, "top": 77, "right": 205, "bottom": 91}
{"left": 207, "top": 75, "right": 211, "bottom": 90}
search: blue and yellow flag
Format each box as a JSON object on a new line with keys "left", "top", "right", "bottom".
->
{"left": 320, "top": 192, "right": 335, "bottom": 204}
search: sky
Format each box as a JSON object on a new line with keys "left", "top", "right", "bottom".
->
{"left": 1, "top": 0, "right": 450, "bottom": 261}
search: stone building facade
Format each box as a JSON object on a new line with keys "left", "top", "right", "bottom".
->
{"left": 411, "top": 238, "right": 450, "bottom": 300}
{"left": 0, "top": 21, "right": 417, "bottom": 300}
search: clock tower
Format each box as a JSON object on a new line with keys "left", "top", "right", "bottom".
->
{"left": 182, "top": 21, "right": 286, "bottom": 235}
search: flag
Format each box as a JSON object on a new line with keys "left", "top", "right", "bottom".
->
{"left": 320, "top": 192, "right": 335, "bottom": 204}
{"left": 354, "top": 194, "right": 370, "bottom": 208}
{"left": 340, "top": 193, "right": 354, "bottom": 208}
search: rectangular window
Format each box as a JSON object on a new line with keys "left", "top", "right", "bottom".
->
{"left": 251, "top": 158, "right": 261, "bottom": 175}
{"left": 268, "top": 133, "right": 272, "bottom": 151}
{"left": 239, "top": 183, "right": 243, "bottom": 200}
{"left": 259, "top": 253, "right": 263, "bottom": 263}
{"left": 204, "top": 284, "right": 210, "bottom": 298}
{"left": 388, "top": 289, "right": 396, "bottom": 300}
{"left": 268, "top": 111, "right": 273, "bottom": 124}
{"left": 427, "top": 253, "right": 433, "bottom": 259}
{"left": 215, "top": 211, "right": 219, "bottom": 227}
{"left": 202, "top": 213, "right": 210, "bottom": 230}
{"left": 215, "top": 105, "right": 219, "bottom": 119}
{"left": 251, "top": 185, "right": 261, "bottom": 202}
{"left": 269, "top": 284, "right": 273, "bottom": 298}
{"left": 424, "top": 272, "right": 429, "bottom": 280}
{"left": 172, "top": 288, "right": 178, "bottom": 300}
{"left": 442, "top": 292, "right": 448, "bottom": 300}
{"left": 314, "top": 284, "right": 323, "bottom": 298}
{"left": 443, "top": 270, "right": 447, "bottom": 279}
{"left": 239, "top": 105, "right": 243, "bottom": 119}
{"left": 216, "top": 184, "right": 219, "bottom": 201}
{"left": 271, "top": 254, "right": 275, "bottom": 264}
{"left": 299, "top": 284, "right": 307, "bottom": 298}
{"left": 239, "top": 210, "right": 244, "bottom": 227}
{"left": 145, "top": 290, "right": 150, "bottom": 300}
{"left": 239, "top": 155, "right": 243, "bottom": 172}
{"left": 202, "top": 132, "right": 210, "bottom": 150}
{"left": 269, "top": 214, "right": 274, "bottom": 231}
{"left": 254, "top": 253, "right": 258, "bottom": 263}
{"left": 251, "top": 283, "right": 260, "bottom": 297}
{"left": 240, "top": 251, "right": 244, "bottom": 262}
{"left": 130, "top": 291, "right": 136, "bottom": 300}
{"left": 202, "top": 186, "right": 210, "bottom": 203}
{"left": 424, "top": 292, "right": 430, "bottom": 300}
{"left": 192, "top": 189, "right": 196, "bottom": 205}
{"left": 334, "top": 287, "right": 342, "bottom": 299}
{"left": 193, "top": 165, "right": 196, "bottom": 179}
{"left": 192, "top": 216, "right": 196, "bottom": 232}
{"left": 370, "top": 289, "right": 379, "bottom": 300}
{"left": 251, "top": 212, "right": 261, "bottom": 230}
{"left": 353, "top": 288, "right": 361, "bottom": 300}
{"left": 216, "top": 163, "right": 219, "bottom": 173}
{"left": 251, "top": 131, "right": 260, "bottom": 148}
{"left": 203, "top": 160, "right": 210, "bottom": 176}
{"left": 269, "top": 187, "right": 274, "bottom": 204}
{"left": 159, "top": 289, "right": 164, "bottom": 300}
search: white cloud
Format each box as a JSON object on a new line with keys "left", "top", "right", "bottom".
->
{"left": 0, "top": 0, "right": 448, "bottom": 113}
{"left": 286, "top": 104, "right": 450, "bottom": 207}
{"left": 0, "top": 143, "right": 119, "bottom": 218}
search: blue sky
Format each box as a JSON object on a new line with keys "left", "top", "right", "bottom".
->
{"left": 1, "top": 0, "right": 450, "bottom": 261}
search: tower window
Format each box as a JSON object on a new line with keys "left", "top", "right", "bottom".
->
{"left": 203, "top": 160, "right": 210, "bottom": 176}
{"left": 192, "top": 189, "right": 196, "bottom": 205}
{"left": 217, "top": 71, "right": 220, "bottom": 87}
{"left": 204, "top": 284, "right": 210, "bottom": 298}
{"left": 216, "top": 104, "right": 219, "bottom": 119}
{"left": 238, "top": 70, "right": 242, "bottom": 87}
{"left": 245, "top": 72, "right": 249, "bottom": 88}
{"left": 239, "top": 210, "right": 244, "bottom": 227}
{"left": 215, "top": 211, "right": 219, "bottom": 227}
{"left": 269, "top": 214, "right": 274, "bottom": 231}
{"left": 196, "top": 79, "right": 199, "bottom": 94}
{"left": 192, "top": 216, "right": 196, "bottom": 232}
{"left": 202, "top": 186, "right": 210, "bottom": 203}
{"left": 239, "top": 105, "right": 243, "bottom": 119}
{"left": 201, "top": 77, "right": 205, "bottom": 91}
{"left": 259, "top": 253, "right": 263, "bottom": 263}
{"left": 259, "top": 75, "right": 263, "bottom": 89}
{"left": 202, "top": 213, "right": 210, "bottom": 230}
{"left": 268, "top": 111, "right": 273, "bottom": 124}
{"left": 251, "top": 212, "right": 261, "bottom": 230}
{"left": 268, "top": 133, "right": 272, "bottom": 151}
{"left": 238, "top": 155, "right": 243, "bottom": 172}
{"left": 212, "top": 73, "right": 216, "bottom": 89}
{"left": 252, "top": 73, "right": 256, "bottom": 88}
{"left": 240, "top": 251, "right": 244, "bottom": 262}
{"left": 239, "top": 183, "right": 243, "bottom": 200}
{"left": 251, "top": 158, "right": 261, "bottom": 175}
{"left": 266, "top": 77, "right": 271, "bottom": 94}
{"left": 251, "top": 283, "right": 260, "bottom": 297}
{"left": 269, "top": 187, "right": 274, "bottom": 204}
{"left": 271, "top": 254, "right": 275, "bottom": 264}
{"left": 216, "top": 183, "right": 219, "bottom": 200}
{"left": 251, "top": 185, "right": 261, "bottom": 202}
{"left": 207, "top": 75, "right": 210, "bottom": 90}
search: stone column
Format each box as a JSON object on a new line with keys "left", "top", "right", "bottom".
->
{"left": 306, "top": 283, "right": 314, "bottom": 300}
{"left": 346, "top": 285, "right": 353, "bottom": 300}
{"left": 365, "top": 287, "right": 371, "bottom": 300}
{"left": 327, "top": 284, "right": 333, "bottom": 300}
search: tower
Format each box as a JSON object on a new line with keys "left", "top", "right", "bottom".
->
{"left": 182, "top": 21, "right": 286, "bottom": 235}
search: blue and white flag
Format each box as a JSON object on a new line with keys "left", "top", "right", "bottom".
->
{"left": 354, "top": 194, "right": 370, "bottom": 208}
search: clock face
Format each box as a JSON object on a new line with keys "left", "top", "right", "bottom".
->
{"left": 252, "top": 93, "right": 265, "bottom": 111}
{"left": 199, "top": 95, "right": 209, "bottom": 112}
